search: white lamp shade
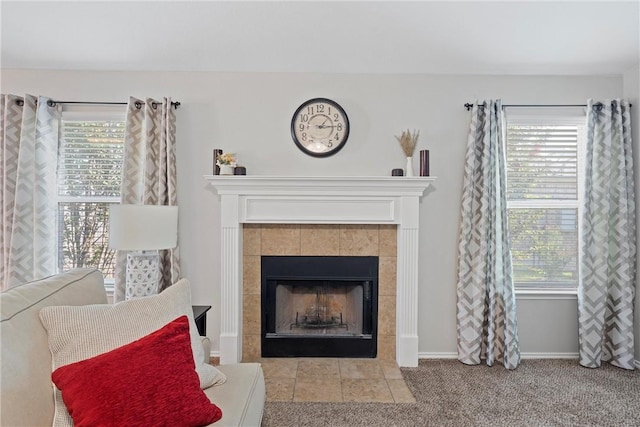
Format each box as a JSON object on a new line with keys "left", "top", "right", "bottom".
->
{"left": 109, "top": 204, "right": 178, "bottom": 251}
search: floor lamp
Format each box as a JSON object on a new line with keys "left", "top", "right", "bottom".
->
{"left": 109, "top": 204, "right": 178, "bottom": 300}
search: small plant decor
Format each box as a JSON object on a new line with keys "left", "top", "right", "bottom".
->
{"left": 395, "top": 129, "right": 419, "bottom": 158}
{"left": 216, "top": 153, "right": 237, "bottom": 166}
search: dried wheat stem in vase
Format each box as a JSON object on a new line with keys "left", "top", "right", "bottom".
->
{"left": 395, "top": 129, "right": 419, "bottom": 157}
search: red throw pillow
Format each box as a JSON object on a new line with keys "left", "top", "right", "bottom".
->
{"left": 51, "top": 315, "right": 222, "bottom": 427}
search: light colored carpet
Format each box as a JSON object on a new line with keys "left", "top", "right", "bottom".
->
{"left": 261, "top": 359, "right": 639, "bottom": 427}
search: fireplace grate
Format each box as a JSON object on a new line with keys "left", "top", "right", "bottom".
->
{"left": 291, "top": 311, "right": 348, "bottom": 331}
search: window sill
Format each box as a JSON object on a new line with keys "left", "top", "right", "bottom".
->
{"left": 515, "top": 288, "right": 577, "bottom": 300}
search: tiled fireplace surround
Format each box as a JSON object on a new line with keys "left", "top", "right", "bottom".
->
{"left": 241, "top": 223, "right": 398, "bottom": 361}
{"left": 207, "top": 176, "right": 434, "bottom": 367}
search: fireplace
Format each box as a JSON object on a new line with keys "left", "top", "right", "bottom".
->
{"left": 261, "top": 256, "right": 378, "bottom": 358}
{"left": 206, "top": 176, "right": 435, "bottom": 366}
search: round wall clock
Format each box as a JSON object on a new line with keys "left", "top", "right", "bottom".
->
{"left": 291, "top": 98, "right": 350, "bottom": 157}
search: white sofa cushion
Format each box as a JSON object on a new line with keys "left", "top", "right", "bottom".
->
{"left": 204, "top": 363, "right": 266, "bottom": 427}
{"left": 40, "top": 278, "right": 226, "bottom": 427}
{"left": 0, "top": 269, "right": 107, "bottom": 427}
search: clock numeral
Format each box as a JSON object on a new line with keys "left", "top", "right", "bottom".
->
{"left": 337, "top": 123, "right": 343, "bottom": 131}
{"left": 316, "top": 104, "right": 325, "bottom": 113}
{"left": 301, "top": 132, "right": 307, "bottom": 141}
{"left": 300, "top": 114, "right": 309, "bottom": 122}
{"left": 328, "top": 141, "right": 333, "bottom": 148}
{"left": 335, "top": 133, "right": 340, "bottom": 140}
{"left": 299, "top": 124, "right": 305, "bottom": 132}
{"left": 333, "top": 113, "right": 340, "bottom": 121}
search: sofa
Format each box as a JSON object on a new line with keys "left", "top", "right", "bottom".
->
{"left": 0, "top": 269, "right": 265, "bottom": 426}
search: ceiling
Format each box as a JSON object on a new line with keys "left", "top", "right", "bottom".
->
{"left": 1, "top": 1, "right": 638, "bottom": 75}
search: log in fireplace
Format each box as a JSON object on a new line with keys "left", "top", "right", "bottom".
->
{"left": 261, "top": 256, "right": 378, "bottom": 358}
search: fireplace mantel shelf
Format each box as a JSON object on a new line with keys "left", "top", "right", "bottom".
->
{"left": 205, "top": 175, "right": 436, "bottom": 196}
{"left": 205, "top": 174, "right": 437, "bottom": 367}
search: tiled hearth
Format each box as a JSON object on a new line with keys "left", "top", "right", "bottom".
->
{"left": 241, "top": 224, "right": 397, "bottom": 362}
{"left": 260, "top": 358, "right": 415, "bottom": 403}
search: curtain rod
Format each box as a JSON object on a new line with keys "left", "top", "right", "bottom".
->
{"left": 15, "top": 99, "right": 181, "bottom": 110}
{"left": 464, "top": 102, "right": 631, "bottom": 111}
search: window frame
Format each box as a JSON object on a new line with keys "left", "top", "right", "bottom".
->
{"left": 505, "top": 110, "right": 586, "bottom": 294}
{"left": 56, "top": 106, "right": 126, "bottom": 287}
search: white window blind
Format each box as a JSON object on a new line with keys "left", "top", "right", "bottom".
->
{"left": 58, "top": 120, "right": 125, "bottom": 197}
{"left": 57, "top": 118, "right": 125, "bottom": 280}
{"left": 506, "top": 116, "right": 584, "bottom": 289}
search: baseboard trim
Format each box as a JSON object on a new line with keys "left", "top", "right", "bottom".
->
{"left": 520, "top": 352, "right": 579, "bottom": 359}
{"left": 418, "top": 352, "right": 458, "bottom": 359}
{"left": 417, "top": 352, "right": 580, "bottom": 360}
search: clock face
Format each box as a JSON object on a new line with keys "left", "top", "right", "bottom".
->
{"left": 291, "top": 98, "right": 350, "bottom": 157}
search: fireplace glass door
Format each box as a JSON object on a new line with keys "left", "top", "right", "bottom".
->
{"left": 262, "top": 256, "right": 378, "bottom": 358}
{"left": 275, "top": 280, "right": 369, "bottom": 337}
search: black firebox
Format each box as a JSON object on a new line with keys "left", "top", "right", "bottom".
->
{"left": 261, "top": 256, "right": 378, "bottom": 358}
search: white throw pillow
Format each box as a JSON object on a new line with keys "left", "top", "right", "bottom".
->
{"left": 39, "top": 278, "right": 226, "bottom": 427}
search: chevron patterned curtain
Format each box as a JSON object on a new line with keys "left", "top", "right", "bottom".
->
{"left": 579, "top": 99, "right": 636, "bottom": 370}
{"left": 0, "top": 94, "right": 60, "bottom": 290}
{"left": 456, "top": 99, "right": 520, "bottom": 370}
{"left": 114, "top": 97, "right": 180, "bottom": 302}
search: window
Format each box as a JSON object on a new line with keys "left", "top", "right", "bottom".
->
{"left": 57, "top": 110, "right": 125, "bottom": 281}
{"left": 505, "top": 113, "right": 585, "bottom": 290}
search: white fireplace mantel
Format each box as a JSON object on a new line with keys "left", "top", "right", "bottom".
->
{"left": 206, "top": 175, "right": 436, "bottom": 367}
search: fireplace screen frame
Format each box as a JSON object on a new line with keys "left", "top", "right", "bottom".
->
{"left": 261, "top": 256, "right": 378, "bottom": 358}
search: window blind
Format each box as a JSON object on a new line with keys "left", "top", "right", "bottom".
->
{"left": 58, "top": 121, "right": 125, "bottom": 197}
{"left": 506, "top": 125, "right": 578, "bottom": 200}
{"left": 57, "top": 120, "right": 125, "bottom": 280}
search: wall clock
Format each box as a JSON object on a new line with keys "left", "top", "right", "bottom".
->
{"left": 291, "top": 98, "right": 350, "bottom": 157}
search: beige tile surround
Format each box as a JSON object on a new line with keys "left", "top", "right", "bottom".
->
{"left": 241, "top": 224, "right": 398, "bottom": 362}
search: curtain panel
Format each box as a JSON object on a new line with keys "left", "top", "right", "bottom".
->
{"left": 0, "top": 94, "right": 59, "bottom": 290}
{"left": 114, "top": 97, "right": 180, "bottom": 302}
{"left": 456, "top": 99, "right": 520, "bottom": 370}
{"left": 579, "top": 99, "right": 636, "bottom": 370}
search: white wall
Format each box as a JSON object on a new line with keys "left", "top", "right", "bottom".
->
{"left": 1, "top": 70, "right": 623, "bottom": 357}
{"left": 623, "top": 65, "right": 639, "bottom": 366}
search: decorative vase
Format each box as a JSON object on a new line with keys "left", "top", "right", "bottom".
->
{"left": 419, "top": 149, "right": 430, "bottom": 176}
{"left": 219, "top": 164, "right": 234, "bottom": 175}
{"left": 213, "top": 149, "right": 223, "bottom": 175}
{"left": 405, "top": 156, "right": 414, "bottom": 177}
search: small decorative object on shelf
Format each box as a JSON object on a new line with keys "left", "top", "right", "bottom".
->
{"left": 234, "top": 166, "right": 247, "bottom": 175}
{"left": 420, "top": 149, "right": 430, "bottom": 176}
{"left": 395, "top": 129, "right": 419, "bottom": 177}
{"left": 391, "top": 168, "right": 404, "bottom": 176}
{"left": 213, "top": 149, "right": 223, "bottom": 175}
{"left": 216, "top": 152, "right": 237, "bottom": 175}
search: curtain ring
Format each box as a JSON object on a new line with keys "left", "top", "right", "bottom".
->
{"left": 134, "top": 101, "right": 143, "bottom": 110}
{"left": 151, "top": 102, "right": 158, "bottom": 110}
{"left": 46, "top": 99, "right": 57, "bottom": 108}
{"left": 593, "top": 102, "right": 604, "bottom": 111}
{"left": 15, "top": 99, "right": 24, "bottom": 106}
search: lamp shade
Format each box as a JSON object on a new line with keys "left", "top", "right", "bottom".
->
{"left": 109, "top": 204, "right": 178, "bottom": 251}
